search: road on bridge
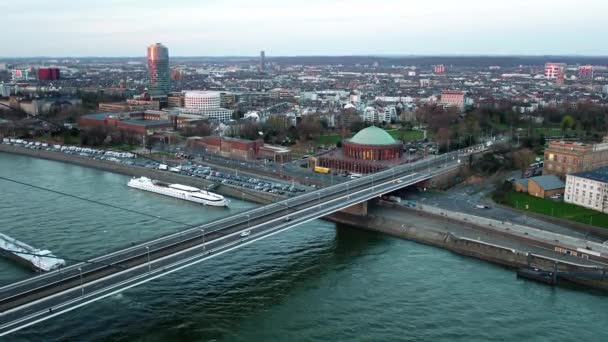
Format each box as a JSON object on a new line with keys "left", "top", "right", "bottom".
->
{"left": 0, "top": 148, "right": 472, "bottom": 336}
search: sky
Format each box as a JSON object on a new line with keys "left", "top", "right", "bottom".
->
{"left": 1, "top": 0, "right": 607, "bottom": 57}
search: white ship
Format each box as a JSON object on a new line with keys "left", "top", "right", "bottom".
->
{"left": 0, "top": 233, "right": 66, "bottom": 272}
{"left": 128, "top": 177, "right": 228, "bottom": 207}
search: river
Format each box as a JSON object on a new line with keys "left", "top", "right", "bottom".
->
{"left": 1, "top": 152, "right": 607, "bottom": 341}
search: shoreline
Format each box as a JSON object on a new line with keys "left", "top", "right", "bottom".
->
{"left": 0, "top": 144, "right": 281, "bottom": 205}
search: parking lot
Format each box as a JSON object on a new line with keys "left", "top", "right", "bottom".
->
{"left": 2, "top": 138, "right": 307, "bottom": 196}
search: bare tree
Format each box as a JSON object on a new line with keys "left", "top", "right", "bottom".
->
{"left": 512, "top": 148, "right": 535, "bottom": 177}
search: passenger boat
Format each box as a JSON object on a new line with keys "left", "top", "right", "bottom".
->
{"left": 127, "top": 177, "right": 227, "bottom": 207}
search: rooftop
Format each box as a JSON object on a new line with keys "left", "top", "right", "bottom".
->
{"left": 530, "top": 175, "right": 565, "bottom": 190}
{"left": 572, "top": 166, "right": 608, "bottom": 183}
{"left": 348, "top": 126, "right": 398, "bottom": 146}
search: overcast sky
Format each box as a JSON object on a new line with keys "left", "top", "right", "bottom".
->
{"left": 2, "top": 0, "right": 606, "bottom": 57}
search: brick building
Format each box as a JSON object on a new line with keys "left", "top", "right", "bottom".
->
{"left": 543, "top": 141, "right": 608, "bottom": 179}
{"left": 318, "top": 126, "right": 406, "bottom": 174}
{"left": 188, "top": 136, "right": 292, "bottom": 162}
{"left": 78, "top": 111, "right": 204, "bottom": 138}
{"left": 514, "top": 175, "right": 565, "bottom": 198}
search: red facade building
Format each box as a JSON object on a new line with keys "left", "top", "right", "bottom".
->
{"left": 318, "top": 126, "right": 406, "bottom": 174}
{"left": 38, "top": 68, "right": 60, "bottom": 81}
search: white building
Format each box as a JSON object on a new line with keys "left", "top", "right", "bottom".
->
{"left": 382, "top": 106, "right": 397, "bottom": 123}
{"left": 564, "top": 167, "right": 608, "bottom": 212}
{"left": 182, "top": 91, "right": 233, "bottom": 122}
{"left": 0, "top": 83, "right": 11, "bottom": 97}
{"left": 362, "top": 107, "right": 377, "bottom": 123}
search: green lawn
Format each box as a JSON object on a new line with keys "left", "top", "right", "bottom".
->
{"left": 387, "top": 130, "right": 424, "bottom": 141}
{"left": 502, "top": 191, "right": 608, "bottom": 229}
{"left": 317, "top": 134, "right": 342, "bottom": 145}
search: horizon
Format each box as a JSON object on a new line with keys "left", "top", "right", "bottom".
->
{"left": 4, "top": 54, "right": 608, "bottom": 60}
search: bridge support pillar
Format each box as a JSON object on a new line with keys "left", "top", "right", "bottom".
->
{"left": 340, "top": 201, "right": 368, "bottom": 216}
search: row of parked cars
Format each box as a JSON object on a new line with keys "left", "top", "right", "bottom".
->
{"left": 2, "top": 138, "right": 136, "bottom": 159}
{"left": 177, "top": 164, "right": 306, "bottom": 195}
{"left": 3, "top": 138, "right": 305, "bottom": 196}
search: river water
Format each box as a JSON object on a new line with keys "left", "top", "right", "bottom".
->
{"left": 1, "top": 152, "right": 607, "bottom": 341}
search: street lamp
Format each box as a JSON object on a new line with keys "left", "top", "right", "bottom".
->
{"left": 247, "top": 214, "right": 250, "bottom": 229}
{"left": 317, "top": 191, "right": 321, "bottom": 208}
{"left": 146, "top": 246, "right": 151, "bottom": 272}
{"left": 200, "top": 229, "right": 205, "bottom": 250}
{"left": 78, "top": 267, "right": 83, "bottom": 296}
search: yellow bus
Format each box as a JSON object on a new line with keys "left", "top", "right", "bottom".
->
{"left": 313, "top": 166, "right": 330, "bottom": 174}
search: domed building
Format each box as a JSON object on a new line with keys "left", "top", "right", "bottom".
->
{"left": 318, "top": 126, "right": 405, "bottom": 174}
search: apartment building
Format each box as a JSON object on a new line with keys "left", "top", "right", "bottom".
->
{"left": 565, "top": 167, "right": 608, "bottom": 213}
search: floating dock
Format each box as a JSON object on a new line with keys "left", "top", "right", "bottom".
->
{"left": 0, "top": 233, "right": 65, "bottom": 272}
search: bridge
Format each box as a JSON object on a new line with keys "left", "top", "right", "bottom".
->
{"left": 0, "top": 149, "right": 471, "bottom": 335}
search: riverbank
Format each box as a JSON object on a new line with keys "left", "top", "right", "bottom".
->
{"left": 0, "top": 144, "right": 281, "bottom": 204}
{"left": 327, "top": 204, "right": 608, "bottom": 291}
{"left": 5, "top": 144, "right": 607, "bottom": 291}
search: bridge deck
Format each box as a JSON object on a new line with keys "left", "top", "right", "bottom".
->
{"left": 0, "top": 149, "right": 470, "bottom": 336}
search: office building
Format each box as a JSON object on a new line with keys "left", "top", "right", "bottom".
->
{"left": 260, "top": 50, "right": 266, "bottom": 71}
{"left": 543, "top": 141, "right": 608, "bottom": 179}
{"left": 147, "top": 43, "right": 170, "bottom": 95}
{"left": 182, "top": 91, "right": 234, "bottom": 122}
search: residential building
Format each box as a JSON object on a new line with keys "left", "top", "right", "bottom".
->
{"left": 362, "top": 106, "right": 378, "bottom": 123}
{"left": 38, "top": 68, "right": 60, "bottom": 81}
{"left": 433, "top": 65, "right": 446, "bottom": 74}
{"left": 545, "top": 62, "right": 566, "bottom": 84}
{"left": 565, "top": 167, "right": 608, "bottom": 212}
{"left": 440, "top": 90, "right": 466, "bottom": 111}
{"left": 578, "top": 65, "right": 593, "bottom": 79}
{"left": 543, "top": 141, "right": 608, "bottom": 178}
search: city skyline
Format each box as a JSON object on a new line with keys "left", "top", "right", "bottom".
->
{"left": 2, "top": 0, "right": 607, "bottom": 57}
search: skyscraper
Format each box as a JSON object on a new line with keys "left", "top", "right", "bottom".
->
{"left": 260, "top": 50, "right": 266, "bottom": 71}
{"left": 147, "top": 43, "right": 170, "bottom": 95}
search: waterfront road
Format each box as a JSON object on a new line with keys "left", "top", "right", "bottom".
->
{"left": 0, "top": 149, "right": 470, "bottom": 336}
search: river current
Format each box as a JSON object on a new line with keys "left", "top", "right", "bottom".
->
{"left": 1, "top": 152, "right": 607, "bottom": 341}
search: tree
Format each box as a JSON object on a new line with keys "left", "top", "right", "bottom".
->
{"left": 512, "top": 148, "right": 535, "bottom": 177}
{"left": 436, "top": 127, "right": 451, "bottom": 151}
{"left": 297, "top": 115, "right": 322, "bottom": 142}
{"left": 561, "top": 115, "right": 575, "bottom": 134}
{"left": 184, "top": 121, "right": 212, "bottom": 137}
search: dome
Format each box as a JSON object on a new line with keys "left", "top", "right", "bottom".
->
{"left": 349, "top": 126, "right": 397, "bottom": 145}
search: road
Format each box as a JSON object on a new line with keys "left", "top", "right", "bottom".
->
{"left": 0, "top": 149, "right": 467, "bottom": 336}
{"left": 402, "top": 180, "right": 603, "bottom": 242}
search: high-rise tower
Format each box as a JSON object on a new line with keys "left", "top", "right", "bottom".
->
{"left": 147, "top": 43, "right": 170, "bottom": 95}
{"left": 260, "top": 50, "right": 266, "bottom": 71}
